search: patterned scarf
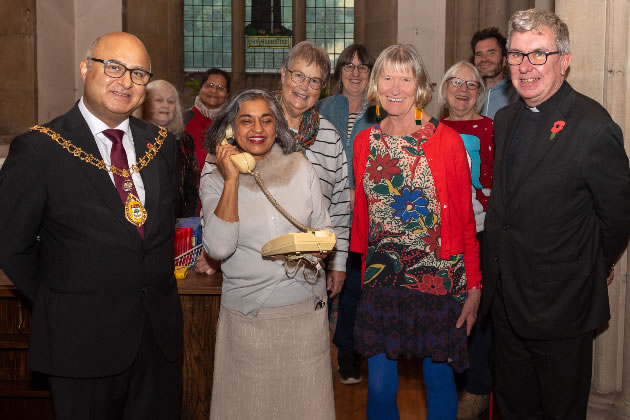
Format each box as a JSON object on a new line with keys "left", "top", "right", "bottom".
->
{"left": 194, "top": 95, "right": 222, "bottom": 120}
{"left": 273, "top": 90, "right": 319, "bottom": 152}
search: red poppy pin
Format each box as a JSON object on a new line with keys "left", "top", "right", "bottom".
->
{"left": 147, "top": 142, "right": 154, "bottom": 149}
{"left": 549, "top": 120, "right": 566, "bottom": 140}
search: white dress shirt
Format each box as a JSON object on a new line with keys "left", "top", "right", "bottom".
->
{"left": 78, "top": 98, "right": 146, "bottom": 204}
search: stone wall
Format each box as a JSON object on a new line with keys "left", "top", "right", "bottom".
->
{"left": 557, "top": 1, "right": 630, "bottom": 419}
{"left": 0, "top": 0, "right": 37, "bottom": 164}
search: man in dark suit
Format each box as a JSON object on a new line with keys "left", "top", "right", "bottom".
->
{"left": 0, "top": 32, "right": 182, "bottom": 419}
{"left": 482, "top": 9, "right": 630, "bottom": 420}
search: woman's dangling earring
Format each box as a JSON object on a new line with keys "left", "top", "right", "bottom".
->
{"left": 376, "top": 104, "right": 381, "bottom": 118}
{"left": 415, "top": 107, "right": 423, "bottom": 125}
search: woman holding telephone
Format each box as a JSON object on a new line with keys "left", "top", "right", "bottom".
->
{"left": 200, "top": 89, "right": 335, "bottom": 420}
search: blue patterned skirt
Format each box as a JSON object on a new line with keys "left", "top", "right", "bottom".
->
{"left": 354, "top": 286, "right": 469, "bottom": 373}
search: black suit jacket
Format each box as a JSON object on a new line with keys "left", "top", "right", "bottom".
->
{"left": 481, "top": 82, "right": 630, "bottom": 339}
{"left": 0, "top": 104, "right": 183, "bottom": 377}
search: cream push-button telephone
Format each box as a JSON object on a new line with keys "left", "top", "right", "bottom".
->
{"left": 220, "top": 126, "right": 336, "bottom": 257}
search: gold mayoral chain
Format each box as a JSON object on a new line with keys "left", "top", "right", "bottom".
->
{"left": 30, "top": 124, "right": 168, "bottom": 227}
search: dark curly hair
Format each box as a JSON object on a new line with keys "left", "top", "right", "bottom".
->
{"left": 470, "top": 27, "right": 508, "bottom": 58}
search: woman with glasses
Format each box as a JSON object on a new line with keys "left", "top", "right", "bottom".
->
{"left": 438, "top": 61, "right": 495, "bottom": 419}
{"left": 276, "top": 41, "right": 351, "bottom": 305}
{"left": 185, "top": 68, "right": 231, "bottom": 186}
{"left": 351, "top": 45, "right": 481, "bottom": 420}
{"left": 201, "top": 89, "right": 335, "bottom": 419}
{"left": 316, "top": 43, "right": 374, "bottom": 385}
{"left": 439, "top": 61, "right": 494, "bottom": 235}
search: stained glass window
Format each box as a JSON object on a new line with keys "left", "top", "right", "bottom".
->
{"left": 306, "top": 0, "right": 354, "bottom": 69}
{"left": 245, "top": 0, "right": 293, "bottom": 73}
{"left": 183, "top": 0, "right": 355, "bottom": 74}
{"left": 183, "top": 0, "right": 232, "bottom": 72}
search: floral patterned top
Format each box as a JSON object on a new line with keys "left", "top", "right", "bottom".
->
{"left": 363, "top": 120, "right": 467, "bottom": 302}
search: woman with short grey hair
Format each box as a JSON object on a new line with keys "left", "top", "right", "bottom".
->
{"left": 276, "top": 40, "right": 351, "bottom": 304}
{"left": 438, "top": 61, "right": 486, "bottom": 113}
{"left": 201, "top": 88, "right": 335, "bottom": 419}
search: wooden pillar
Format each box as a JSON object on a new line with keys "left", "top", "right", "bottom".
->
{"left": 362, "top": 0, "right": 398, "bottom": 57}
{"left": 507, "top": 0, "right": 535, "bottom": 15}
{"left": 480, "top": 0, "right": 509, "bottom": 32}
{"left": 292, "top": 0, "right": 306, "bottom": 44}
{"left": 455, "top": 0, "right": 479, "bottom": 62}
{"left": 231, "top": 0, "right": 245, "bottom": 92}
{"left": 534, "top": 0, "right": 555, "bottom": 10}
{"left": 354, "top": 0, "right": 366, "bottom": 45}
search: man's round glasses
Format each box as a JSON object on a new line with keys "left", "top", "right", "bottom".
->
{"left": 342, "top": 63, "right": 370, "bottom": 74}
{"left": 447, "top": 77, "right": 480, "bottom": 91}
{"left": 202, "top": 82, "right": 227, "bottom": 93}
{"left": 506, "top": 51, "right": 560, "bottom": 66}
{"left": 88, "top": 58, "right": 152, "bottom": 86}
{"left": 285, "top": 68, "right": 326, "bottom": 90}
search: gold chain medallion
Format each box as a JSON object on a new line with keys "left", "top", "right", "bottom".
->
{"left": 31, "top": 125, "right": 167, "bottom": 227}
{"left": 125, "top": 193, "right": 148, "bottom": 227}
{"left": 30, "top": 125, "right": 167, "bottom": 178}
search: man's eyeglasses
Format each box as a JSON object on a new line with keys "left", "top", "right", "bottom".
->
{"left": 506, "top": 51, "right": 560, "bottom": 66}
{"left": 342, "top": 63, "right": 370, "bottom": 74}
{"left": 88, "top": 58, "right": 152, "bottom": 86}
{"left": 285, "top": 68, "right": 326, "bottom": 90}
{"left": 447, "top": 77, "right": 481, "bottom": 91}
{"left": 201, "top": 82, "right": 227, "bottom": 93}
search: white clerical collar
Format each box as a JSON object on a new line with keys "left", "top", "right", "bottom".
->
{"left": 526, "top": 105, "right": 540, "bottom": 113}
{"left": 78, "top": 97, "right": 130, "bottom": 137}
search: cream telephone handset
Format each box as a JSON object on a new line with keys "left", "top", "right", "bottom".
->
{"left": 221, "top": 125, "right": 257, "bottom": 174}
{"left": 219, "top": 126, "right": 336, "bottom": 257}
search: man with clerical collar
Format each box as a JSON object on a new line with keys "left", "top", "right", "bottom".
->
{"left": 471, "top": 26, "right": 520, "bottom": 119}
{"left": 481, "top": 9, "right": 630, "bottom": 420}
{"left": 0, "top": 32, "right": 182, "bottom": 419}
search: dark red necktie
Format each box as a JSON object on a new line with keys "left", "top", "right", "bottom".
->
{"left": 102, "top": 129, "right": 144, "bottom": 238}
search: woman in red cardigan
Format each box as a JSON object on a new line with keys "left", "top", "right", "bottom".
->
{"left": 184, "top": 68, "right": 230, "bottom": 174}
{"left": 350, "top": 44, "right": 481, "bottom": 420}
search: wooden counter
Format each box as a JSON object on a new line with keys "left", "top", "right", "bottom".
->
{"left": 178, "top": 270, "right": 222, "bottom": 420}
{"left": 0, "top": 269, "right": 222, "bottom": 420}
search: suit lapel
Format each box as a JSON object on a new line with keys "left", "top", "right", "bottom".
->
{"left": 61, "top": 105, "right": 138, "bottom": 237}
{"left": 131, "top": 119, "right": 160, "bottom": 240}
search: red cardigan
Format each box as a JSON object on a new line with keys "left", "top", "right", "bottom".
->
{"left": 350, "top": 123, "right": 481, "bottom": 289}
{"left": 184, "top": 106, "right": 213, "bottom": 172}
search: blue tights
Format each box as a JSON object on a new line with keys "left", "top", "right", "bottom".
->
{"left": 367, "top": 353, "right": 457, "bottom": 420}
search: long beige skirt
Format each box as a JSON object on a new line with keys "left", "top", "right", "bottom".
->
{"left": 210, "top": 299, "right": 335, "bottom": 420}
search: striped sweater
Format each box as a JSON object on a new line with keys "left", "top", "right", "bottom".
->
{"left": 298, "top": 117, "right": 351, "bottom": 271}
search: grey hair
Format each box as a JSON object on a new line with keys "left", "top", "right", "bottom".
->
{"left": 438, "top": 61, "right": 486, "bottom": 113}
{"left": 132, "top": 80, "right": 185, "bottom": 136}
{"left": 281, "top": 40, "right": 331, "bottom": 85}
{"left": 366, "top": 44, "right": 432, "bottom": 108}
{"left": 204, "top": 89, "right": 295, "bottom": 155}
{"left": 85, "top": 36, "right": 100, "bottom": 70}
{"left": 508, "top": 8, "right": 570, "bottom": 55}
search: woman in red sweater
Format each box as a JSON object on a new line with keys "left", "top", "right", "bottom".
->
{"left": 184, "top": 68, "right": 230, "bottom": 173}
